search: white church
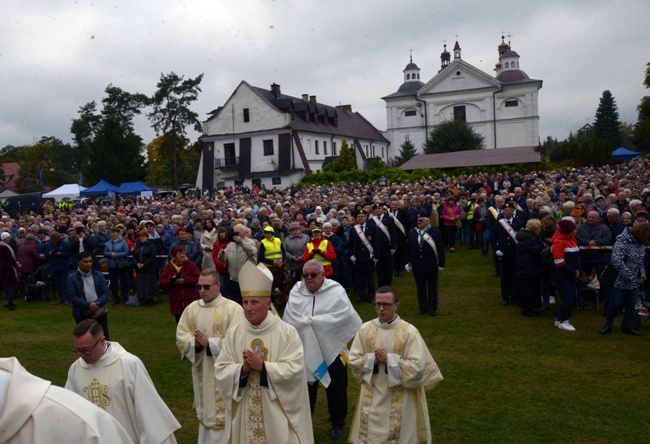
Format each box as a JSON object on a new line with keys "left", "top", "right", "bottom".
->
{"left": 382, "top": 37, "right": 543, "bottom": 157}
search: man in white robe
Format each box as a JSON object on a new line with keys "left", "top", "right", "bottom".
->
{"left": 176, "top": 267, "right": 245, "bottom": 443}
{"left": 215, "top": 261, "right": 314, "bottom": 444}
{"left": 348, "top": 285, "right": 443, "bottom": 444}
{"left": 0, "top": 356, "right": 133, "bottom": 443}
{"left": 65, "top": 319, "right": 180, "bottom": 444}
{"left": 283, "top": 259, "right": 362, "bottom": 440}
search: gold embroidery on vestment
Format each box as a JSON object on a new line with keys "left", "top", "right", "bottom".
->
{"left": 83, "top": 377, "right": 111, "bottom": 410}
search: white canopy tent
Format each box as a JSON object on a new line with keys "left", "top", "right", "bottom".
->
{"left": 42, "top": 184, "right": 87, "bottom": 201}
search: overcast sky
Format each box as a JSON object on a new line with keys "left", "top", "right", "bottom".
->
{"left": 1, "top": 0, "right": 648, "bottom": 151}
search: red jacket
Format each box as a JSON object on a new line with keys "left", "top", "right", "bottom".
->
{"left": 303, "top": 238, "right": 336, "bottom": 277}
{"left": 211, "top": 239, "right": 230, "bottom": 275}
{"left": 159, "top": 259, "right": 200, "bottom": 316}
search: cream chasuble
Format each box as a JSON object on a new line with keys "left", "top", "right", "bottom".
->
{"left": 215, "top": 313, "right": 314, "bottom": 444}
{"left": 348, "top": 317, "right": 443, "bottom": 444}
{"left": 176, "top": 296, "right": 245, "bottom": 431}
{"left": 65, "top": 342, "right": 180, "bottom": 444}
{"left": 1, "top": 357, "right": 133, "bottom": 444}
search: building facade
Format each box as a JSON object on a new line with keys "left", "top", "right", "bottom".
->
{"left": 383, "top": 38, "right": 542, "bottom": 158}
{"left": 196, "top": 81, "right": 389, "bottom": 190}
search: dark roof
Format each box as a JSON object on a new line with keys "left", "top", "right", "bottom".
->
{"left": 502, "top": 50, "right": 520, "bottom": 58}
{"left": 404, "top": 62, "right": 420, "bottom": 71}
{"left": 496, "top": 70, "right": 530, "bottom": 82}
{"left": 398, "top": 81, "right": 425, "bottom": 93}
{"left": 400, "top": 146, "right": 540, "bottom": 170}
{"left": 249, "top": 85, "right": 388, "bottom": 143}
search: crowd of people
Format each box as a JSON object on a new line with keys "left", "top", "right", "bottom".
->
{"left": 2, "top": 157, "right": 650, "bottom": 442}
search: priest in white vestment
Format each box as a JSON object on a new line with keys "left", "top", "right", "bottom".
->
{"left": 283, "top": 259, "right": 362, "bottom": 440}
{"left": 66, "top": 319, "right": 180, "bottom": 444}
{"left": 215, "top": 261, "right": 314, "bottom": 444}
{"left": 176, "top": 267, "right": 245, "bottom": 443}
{"left": 348, "top": 286, "right": 443, "bottom": 444}
{"left": 1, "top": 357, "right": 133, "bottom": 443}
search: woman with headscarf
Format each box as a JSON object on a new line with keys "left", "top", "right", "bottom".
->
{"left": 132, "top": 230, "right": 158, "bottom": 306}
{"left": 159, "top": 246, "right": 200, "bottom": 323}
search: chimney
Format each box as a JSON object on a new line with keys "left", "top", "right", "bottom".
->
{"left": 302, "top": 94, "right": 309, "bottom": 102}
{"left": 270, "top": 83, "right": 281, "bottom": 98}
{"left": 309, "top": 95, "right": 317, "bottom": 104}
{"left": 336, "top": 104, "right": 352, "bottom": 115}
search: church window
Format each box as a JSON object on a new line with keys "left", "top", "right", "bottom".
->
{"left": 417, "top": 73, "right": 420, "bottom": 79}
{"left": 405, "top": 110, "right": 417, "bottom": 117}
{"left": 505, "top": 100, "right": 518, "bottom": 107}
{"left": 456, "top": 71, "right": 461, "bottom": 76}
{"left": 453, "top": 106, "right": 466, "bottom": 122}
{"left": 505, "top": 62, "right": 510, "bottom": 69}
{"left": 407, "top": 74, "right": 410, "bottom": 80}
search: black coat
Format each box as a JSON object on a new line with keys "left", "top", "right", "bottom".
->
{"left": 348, "top": 223, "right": 379, "bottom": 262}
{"left": 492, "top": 218, "right": 525, "bottom": 259}
{"left": 405, "top": 227, "right": 445, "bottom": 273}
{"left": 515, "top": 229, "right": 545, "bottom": 279}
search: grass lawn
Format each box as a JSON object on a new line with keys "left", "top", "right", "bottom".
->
{"left": 1, "top": 247, "right": 648, "bottom": 443}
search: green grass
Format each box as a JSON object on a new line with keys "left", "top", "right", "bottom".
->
{"left": 1, "top": 248, "right": 648, "bottom": 443}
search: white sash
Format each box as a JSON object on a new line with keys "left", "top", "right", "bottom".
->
{"left": 354, "top": 224, "right": 374, "bottom": 256}
{"left": 498, "top": 219, "right": 518, "bottom": 244}
{"left": 370, "top": 215, "right": 391, "bottom": 243}
{"left": 422, "top": 233, "right": 438, "bottom": 263}
{"left": 388, "top": 210, "right": 405, "bottom": 236}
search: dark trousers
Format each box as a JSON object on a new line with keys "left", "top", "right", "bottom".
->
{"left": 376, "top": 253, "right": 393, "bottom": 288}
{"left": 108, "top": 267, "right": 129, "bottom": 303}
{"left": 52, "top": 271, "right": 68, "bottom": 301}
{"left": 443, "top": 225, "right": 457, "bottom": 248}
{"left": 307, "top": 356, "right": 347, "bottom": 428}
{"left": 414, "top": 270, "right": 438, "bottom": 314}
{"left": 354, "top": 260, "right": 375, "bottom": 301}
{"left": 393, "top": 243, "right": 406, "bottom": 274}
{"left": 75, "top": 313, "right": 109, "bottom": 340}
{"left": 229, "top": 280, "right": 243, "bottom": 305}
{"left": 468, "top": 222, "right": 477, "bottom": 248}
{"left": 500, "top": 258, "right": 517, "bottom": 303}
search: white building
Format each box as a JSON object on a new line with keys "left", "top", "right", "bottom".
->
{"left": 196, "top": 81, "right": 389, "bottom": 190}
{"left": 383, "top": 38, "right": 542, "bottom": 158}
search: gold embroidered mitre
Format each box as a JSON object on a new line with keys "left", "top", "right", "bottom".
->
{"left": 239, "top": 261, "right": 273, "bottom": 297}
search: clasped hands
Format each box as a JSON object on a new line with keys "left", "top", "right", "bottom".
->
{"left": 242, "top": 349, "right": 264, "bottom": 373}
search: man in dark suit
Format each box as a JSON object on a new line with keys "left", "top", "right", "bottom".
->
{"left": 389, "top": 199, "right": 409, "bottom": 276}
{"left": 492, "top": 202, "right": 524, "bottom": 305}
{"left": 348, "top": 210, "right": 378, "bottom": 303}
{"left": 405, "top": 215, "right": 445, "bottom": 316}
{"left": 367, "top": 203, "right": 397, "bottom": 287}
{"left": 486, "top": 195, "right": 505, "bottom": 277}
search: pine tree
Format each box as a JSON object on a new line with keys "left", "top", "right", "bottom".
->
{"left": 423, "top": 119, "right": 484, "bottom": 154}
{"left": 336, "top": 139, "right": 357, "bottom": 171}
{"left": 396, "top": 135, "right": 417, "bottom": 165}
{"left": 593, "top": 90, "right": 623, "bottom": 149}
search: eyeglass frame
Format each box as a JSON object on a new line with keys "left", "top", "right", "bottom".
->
{"left": 374, "top": 302, "right": 395, "bottom": 308}
{"left": 73, "top": 336, "right": 102, "bottom": 355}
{"left": 195, "top": 282, "right": 219, "bottom": 291}
{"left": 303, "top": 272, "right": 323, "bottom": 279}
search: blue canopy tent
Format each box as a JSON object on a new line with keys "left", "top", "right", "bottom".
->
{"left": 80, "top": 179, "right": 119, "bottom": 196}
{"left": 611, "top": 147, "right": 640, "bottom": 161}
{"left": 115, "top": 181, "right": 158, "bottom": 194}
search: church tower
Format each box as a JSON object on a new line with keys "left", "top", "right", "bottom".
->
{"left": 402, "top": 52, "right": 421, "bottom": 83}
{"left": 453, "top": 40, "right": 462, "bottom": 59}
{"left": 438, "top": 43, "right": 451, "bottom": 73}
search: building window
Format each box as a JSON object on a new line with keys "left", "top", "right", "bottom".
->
{"left": 381, "top": 147, "right": 384, "bottom": 158}
{"left": 272, "top": 177, "right": 281, "bottom": 185}
{"left": 332, "top": 141, "right": 337, "bottom": 155}
{"left": 404, "top": 109, "right": 417, "bottom": 117}
{"left": 505, "top": 62, "right": 509, "bottom": 69}
{"left": 453, "top": 105, "right": 466, "bottom": 122}
{"left": 324, "top": 141, "right": 328, "bottom": 155}
{"left": 505, "top": 100, "right": 518, "bottom": 107}
{"left": 263, "top": 139, "right": 274, "bottom": 155}
{"left": 243, "top": 108, "right": 250, "bottom": 122}
{"left": 406, "top": 74, "right": 410, "bottom": 80}
{"left": 315, "top": 140, "right": 319, "bottom": 154}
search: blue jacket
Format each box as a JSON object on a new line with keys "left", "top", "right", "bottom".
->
{"left": 104, "top": 235, "right": 129, "bottom": 268}
{"left": 67, "top": 269, "right": 109, "bottom": 319}
{"left": 44, "top": 240, "right": 71, "bottom": 273}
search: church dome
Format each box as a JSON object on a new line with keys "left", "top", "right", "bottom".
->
{"left": 496, "top": 69, "right": 530, "bottom": 82}
{"left": 404, "top": 62, "right": 420, "bottom": 71}
{"left": 397, "top": 81, "right": 424, "bottom": 93}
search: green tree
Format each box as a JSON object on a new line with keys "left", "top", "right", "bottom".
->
{"left": 423, "top": 119, "right": 484, "bottom": 154}
{"left": 16, "top": 137, "right": 77, "bottom": 192}
{"left": 593, "top": 90, "right": 623, "bottom": 149}
{"left": 71, "top": 85, "right": 148, "bottom": 184}
{"left": 146, "top": 135, "right": 200, "bottom": 186}
{"left": 322, "top": 139, "right": 357, "bottom": 173}
{"left": 634, "top": 61, "right": 650, "bottom": 153}
{"left": 147, "top": 72, "right": 204, "bottom": 188}
{"left": 395, "top": 135, "right": 417, "bottom": 165}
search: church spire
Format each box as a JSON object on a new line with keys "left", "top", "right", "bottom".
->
{"left": 439, "top": 43, "right": 451, "bottom": 73}
{"left": 453, "top": 40, "right": 461, "bottom": 60}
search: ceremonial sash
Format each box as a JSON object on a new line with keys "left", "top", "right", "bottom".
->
{"left": 422, "top": 233, "right": 439, "bottom": 263}
{"left": 488, "top": 206, "right": 498, "bottom": 220}
{"left": 388, "top": 210, "right": 405, "bottom": 235}
{"left": 498, "top": 219, "right": 518, "bottom": 244}
{"left": 354, "top": 224, "right": 374, "bottom": 256}
{"left": 370, "top": 215, "right": 391, "bottom": 242}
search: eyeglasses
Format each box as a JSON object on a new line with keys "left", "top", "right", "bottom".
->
{"left": 73, "top": 337, "right": 102, "bottom": 355}
{"left": 374, "top": 302, "right": 395, "bottom": 308}
{"left": 303, "top": 272, "right": 322, "bottom": 279}
{"left": 195, "top": 282, "right": 219, "bottom": 291}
